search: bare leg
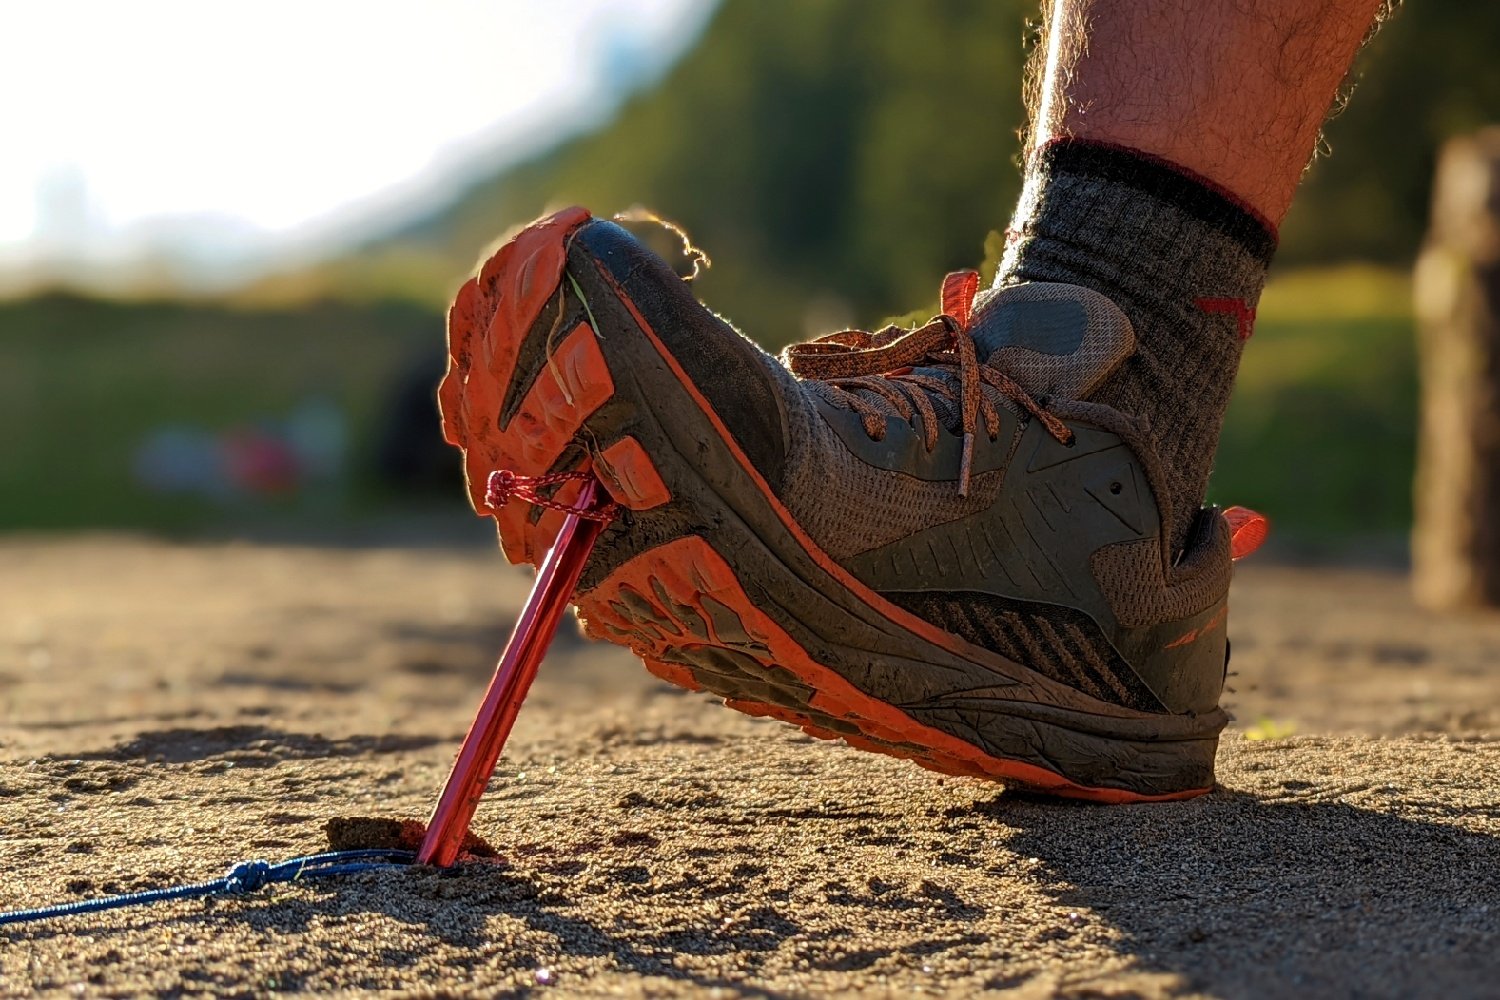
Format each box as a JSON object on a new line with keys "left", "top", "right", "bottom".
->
{"left": 1031, "top": 0, "right": 1388, "bottom": 225}
{"left": 983, "top": 0, "right": 1392, "bottom": 553}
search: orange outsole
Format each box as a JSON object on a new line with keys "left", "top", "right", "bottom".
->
{"left": 575, "top": 537, "right": 1207, "bottom": 803}
{"left": 440, "top": 207, "right": 1213, "bottom": 804}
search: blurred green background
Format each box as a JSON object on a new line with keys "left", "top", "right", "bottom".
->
{"left": 5, "top": 0, "right": 1495, "bottom": 550}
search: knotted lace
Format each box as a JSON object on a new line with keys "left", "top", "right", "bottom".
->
{"left": 781, "top": 270, "right": 1074, "bottom": 496}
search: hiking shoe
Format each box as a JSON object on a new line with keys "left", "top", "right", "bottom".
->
{"left": 439, "top": 207, "right": 1266, "bottom": 801}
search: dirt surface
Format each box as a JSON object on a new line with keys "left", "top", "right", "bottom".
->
{"left": 2, "top": 536, "right": 1497, "bottom": 998}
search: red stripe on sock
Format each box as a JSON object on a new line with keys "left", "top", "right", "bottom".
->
{"left": 1195, "top": 296, "right": 1257, "bottom": 341}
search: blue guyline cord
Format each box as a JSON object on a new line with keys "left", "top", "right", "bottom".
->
{"left": 0, "top": 850, "right": 417, "bottom": 928}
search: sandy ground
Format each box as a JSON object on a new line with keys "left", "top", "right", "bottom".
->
{"left": 2, "top": 535, "right": 1497, "bottom": 998}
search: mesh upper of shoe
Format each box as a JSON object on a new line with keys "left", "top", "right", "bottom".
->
{"left": 969, "top": 281, "right": 1137, "bottom": 401}
{"left": 775, "top": 281, "right": 1144, "bottom": 561}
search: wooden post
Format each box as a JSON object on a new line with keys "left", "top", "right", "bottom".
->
{"left": 1413, "top": 128, "right": 1500, "bottom": 609}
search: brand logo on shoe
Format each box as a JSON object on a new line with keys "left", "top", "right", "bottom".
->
{"left": 1162, "top": 604, "right": 1228, "bottom": 650}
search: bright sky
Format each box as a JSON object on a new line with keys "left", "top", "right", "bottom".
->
{"left": 0, "top": 0, "right": 710, "bottom": 273}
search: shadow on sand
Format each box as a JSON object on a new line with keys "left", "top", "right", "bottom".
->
{"left": 9, "top": 729, "right": 1496, "bottom": 997}
{"left": 987, "top": 785, "right": 1500, "bottom": 997}
{"left": 313, "top": 781, "right": 1499, "bottom": 997}
{"left": 265, "top": 782, "right": 1499, "bottom": 996}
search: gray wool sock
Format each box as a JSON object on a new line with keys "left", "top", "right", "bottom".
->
{"left": 995, "top": 139, "right": 1278, "bottom": 555}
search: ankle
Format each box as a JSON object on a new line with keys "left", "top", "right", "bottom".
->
{"left": 997, "top": 139, "right": 1277, "bottom": 553}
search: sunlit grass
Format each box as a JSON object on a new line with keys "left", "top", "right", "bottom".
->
{"left": 1255, "top": 264, "right": 1412, "bottom": 322}
{"left": 0, "top": 264, "right": 1419, "bottom": 542}
{"left": 0, "top": 293, "right": 439, "bottom": 531}
{"left": 1211, "top": 265, "right": 1415, "bottom": 548}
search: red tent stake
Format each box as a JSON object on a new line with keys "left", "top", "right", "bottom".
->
{"left": 418, "top": 477, "right": 609, "bottom": 867}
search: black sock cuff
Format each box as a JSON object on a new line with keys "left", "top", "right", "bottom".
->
{"left": 1034, "top": 138, "right": 1278, "bottom": 269}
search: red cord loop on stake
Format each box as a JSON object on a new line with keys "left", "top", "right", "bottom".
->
{"left": 485, "top": 469, "right": 620, "bottom": 523}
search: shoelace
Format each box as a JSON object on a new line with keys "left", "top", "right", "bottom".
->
{"left": 782, "top": 270, "right": 1074, "bottom": 496}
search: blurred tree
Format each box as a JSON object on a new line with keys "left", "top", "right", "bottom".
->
{"left": 372, "top": 0, "right": 1500, "bottom": 346}
{"left": 385, "top": 0, "right": 1033, "bottom": 344}
{"left": 1283, "top": 2, "right": 1500, "bottom": 264}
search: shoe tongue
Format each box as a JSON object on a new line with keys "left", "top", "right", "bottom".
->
{"left": 967, "top": 282, "right": 1136, "bottom": 401}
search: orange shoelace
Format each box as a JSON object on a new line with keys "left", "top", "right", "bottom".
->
{"left": 782, "top": 270, "right": 1074, "bottom": 496}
